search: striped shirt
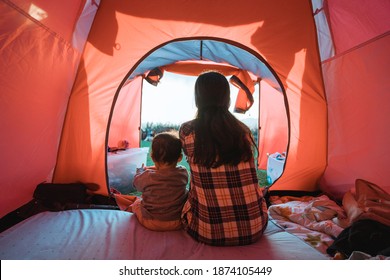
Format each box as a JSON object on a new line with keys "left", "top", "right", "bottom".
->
{"left": 180, "top": 120, "right": 268, "bottom": 246}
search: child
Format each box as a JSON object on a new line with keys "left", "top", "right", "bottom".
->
{"left": 130, "top": 131, "right": 188, "bottom": 231}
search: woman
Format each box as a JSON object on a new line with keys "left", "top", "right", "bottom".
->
{"left": 180, "top": 71, "right": 268, "bottom": 246}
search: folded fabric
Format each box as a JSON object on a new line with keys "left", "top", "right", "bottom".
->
{"left": 335, "top": 179, "right": 390, "bottom": 228}
{"left": 114, "top": 194, "right": 138, "bottom": 212}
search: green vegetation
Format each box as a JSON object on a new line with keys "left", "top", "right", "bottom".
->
{"left": 257, "top": 169, "right": 269, "bottom": 188}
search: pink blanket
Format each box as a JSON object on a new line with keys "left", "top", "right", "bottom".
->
{"left": 268, "top": 195, "right": 346, "bottom": 255}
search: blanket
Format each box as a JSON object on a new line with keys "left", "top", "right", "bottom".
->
{"left": 268, "top": 195, "right": 346, "bottom": 255}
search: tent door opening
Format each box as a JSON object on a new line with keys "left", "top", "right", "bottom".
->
{"left": 106, "top": 38, "right": 289, "bottom": 195}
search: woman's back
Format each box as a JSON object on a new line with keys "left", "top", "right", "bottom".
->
{"left": 180, "top": 121, "right": 268, "bottom": 246}
{"left": 180, "top": 71, "right": 268, "bottom": 246}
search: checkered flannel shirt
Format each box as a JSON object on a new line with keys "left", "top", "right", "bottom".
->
{"left": 179, "top": 120, "right": 268, "bottom": 246}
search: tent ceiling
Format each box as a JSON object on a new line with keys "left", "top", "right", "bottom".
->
{"left": 128, "top": 39, "right": 283, "bottom": 92}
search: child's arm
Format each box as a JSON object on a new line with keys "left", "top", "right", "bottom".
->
{"left": 135, "top": 164, "right": 146, "bottom": 175}
{"left": 136, "top": 163, "right": 156, "bottom": 174}
{"left": 133, "top": 164, "right": 153, "bottom": 192}
{"left": 144, "top": 165, "right": 156, "bottom": 170}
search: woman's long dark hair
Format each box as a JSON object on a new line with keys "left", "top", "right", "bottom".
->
{"left": 193, "top": 71, "right": 256, "bottom": 168}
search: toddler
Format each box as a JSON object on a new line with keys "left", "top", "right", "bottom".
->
{"left": 131, "top": 131, "right": 188, "bottom": 231}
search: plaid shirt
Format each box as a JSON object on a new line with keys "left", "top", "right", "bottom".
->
{"left": 180, "top": 121, "right": 268, "bottom": 246}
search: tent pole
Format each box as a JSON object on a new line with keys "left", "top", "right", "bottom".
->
{"left": 257, "top": 78, "right": 262, "bottom": 169}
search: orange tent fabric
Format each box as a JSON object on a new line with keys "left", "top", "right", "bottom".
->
{"left": 53, "top": 0, "right": 327, "bottom": 197}
{"left": 1, "top": 0, "right": 389, "bottom": 218}
{"left": 0, "top": 0, "right": 94, "bottom": 217}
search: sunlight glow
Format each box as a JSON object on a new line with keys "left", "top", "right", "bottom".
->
{"left": 28, "top": 4, "right": 48, "bottom": 21}
{"left": 141, "top": 72, "right": 259, "bottom": 129}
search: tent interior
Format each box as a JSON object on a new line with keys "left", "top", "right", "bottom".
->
{"left": 1, "top": 0, "right": 389, "bottom": 260}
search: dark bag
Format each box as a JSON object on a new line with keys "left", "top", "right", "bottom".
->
{"left": 327, "top": 219, "right": 390, "bottom": 257}
{"left": 33, "top": 183, "right": 120, "bottom": 210}
{"left": 33, "top": 182, "right": 88, "bottom": 210}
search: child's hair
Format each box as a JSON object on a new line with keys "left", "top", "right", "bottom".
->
{"left": 151, "top": 131, "right": 182, "bottom": 165}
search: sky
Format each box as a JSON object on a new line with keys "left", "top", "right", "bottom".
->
{"left": 141, "top": 72, "right": 259, "bottom": 128}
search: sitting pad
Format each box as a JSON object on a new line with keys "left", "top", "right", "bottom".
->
{"left": 0, "top": 209, "right": 328, "bottom": 260}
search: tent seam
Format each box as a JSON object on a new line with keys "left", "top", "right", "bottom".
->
{"left": 2, "top": 0, "right": 74, "bottom": 49}
{"left": 321, "top": 31, "right": 390, "bottom": 64}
